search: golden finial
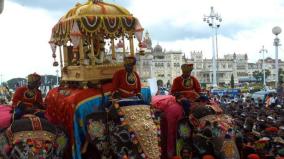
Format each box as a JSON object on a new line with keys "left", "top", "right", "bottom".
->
{"left": 89, "top": 0, "right": 102, "bottom": 4}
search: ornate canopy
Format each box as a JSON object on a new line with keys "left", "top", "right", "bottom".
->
{"left": 48, "top": 0, "right": 144, "bottom": 85}
{"left": 50, "top": 0, "right": 143, "bottom": 46}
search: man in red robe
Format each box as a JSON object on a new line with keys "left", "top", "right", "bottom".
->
{"left": 171, "top": 63, "right": 201, "bottom": 116}
{"left": 171, "top": 63, "right": 201, "bottom": 101}
{"left": 112, "top": 56, "right": 141, "bottom": 99}
{"left": 12, "top": 73, "right": 44, "bottom": 119}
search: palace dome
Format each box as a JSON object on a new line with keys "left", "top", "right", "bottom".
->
{"left": 154, "top": 44, "right": 163, "bottom": 53}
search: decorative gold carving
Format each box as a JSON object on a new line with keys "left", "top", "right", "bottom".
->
{"left": 121, "top": 105, "right": 160, "bottom": 159}
{"left": 61, "top": 64, "right": 124, "bottom": 83}
{"left": 11, "top": 131, "right": 56, "bottom": 144}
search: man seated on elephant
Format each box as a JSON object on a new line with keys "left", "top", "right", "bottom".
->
{"left": 111, "top": 56, "right": 142, "bottom": 99}
{"left": 171, "top": 63, "right": 201, "bottom": 116}
{"left": 12, "top": 73, "right": 45, "bottom": 119}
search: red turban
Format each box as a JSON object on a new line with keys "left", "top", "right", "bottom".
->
{"left": 124, "top": 56, "right": 136, "bottom": 65}
{"left": 181, "top": 63, "right": 194, "bottom": 72}
{"left": 202, "top": 154, "right": 215, "bottom": 159}
{"left": 265, "top": 127, "right": 279, "bottom": 133}
{"left": 27, "top": 73, "right": 41, "bottom": 83}
{"left": 247, "top": 154, "right": 260, "bottom": 159}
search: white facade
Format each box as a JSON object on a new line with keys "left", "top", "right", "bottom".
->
{"left": 136, "top": 41, "right": 183, "bottom": 84}
{"left": 253, "top": 57, "right": 284, "bottom": 82}
{"left": 109, "top": 31, "right": 284, "bottom": 86}
{"left": 110, "top": 31, "right": 184, "bottom": 84}
{"left": 187, "top": 51, "right": 249, "bottom": 85}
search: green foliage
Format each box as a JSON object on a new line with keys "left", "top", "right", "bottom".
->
{"left": 241, "top": 88, "right": 249, "bottom": 93}
{"left": 157, "top": 79, "right": 163, "bottom": 87}
{"left": 230, "top": 74, "right": 234, "bottom": 88}
{"left": 250, "top": 84, "right": 263, "bottom": 93}
{"left": 279, "top": 68, "right": 284, "bottom": 83}
{"left": 6, "top": 75, "right": 59, "bottom": 91}
{"left": 253, "top": 69, "right": 271, "bottom": 84}
{"left": 7, "top": 78, "right": 27, "bottom": 90}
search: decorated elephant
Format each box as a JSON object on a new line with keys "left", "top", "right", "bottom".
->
{"left": 184, "top": 105, "right": 239, "bottom": 159}
{"left": 0, "top": 116, "right": 68, "bottom": 159}
{"left": 152, "top": 95, "right": 240, "bottom": 159}
{"left": 82, "top": 97, "right": 161, "bottom": 159}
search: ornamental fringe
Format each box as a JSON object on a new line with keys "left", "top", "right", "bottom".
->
{"left": 50, "top": 16, "right": 141, "bottom": 46}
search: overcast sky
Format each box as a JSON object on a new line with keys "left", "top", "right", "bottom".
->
{"left": 1, "top": 0, "right": 284, "bottom": 81}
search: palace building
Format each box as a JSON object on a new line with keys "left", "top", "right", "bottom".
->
{"left": 110, "top": 31, "right": 284, "bottom": 86}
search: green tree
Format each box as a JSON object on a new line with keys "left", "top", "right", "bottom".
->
{"left": 253, "top": 71, "right": 262, "bottom": 82}
{"left": 230, "top": 74, "right": 234, "bottom": 88}
{"left": 279, "top": 68, "right": 284, "bottom": 83}
{"left": 156, "top": 79, "right": 163, "bottom": 87}
{"left": 6, "top": 78, "right": 27, "bottom": 90}
{"left": 253, "top": 69, "right": 271, "bottom": 84}
{"left": 7, "top": 75, "right": 59, "bottom": 91}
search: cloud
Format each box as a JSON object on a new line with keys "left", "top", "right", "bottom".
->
{"left": 0, "top": 1, "right": 58, "bottom": 81}
{"left": 10, "top": 0, "right": 130, "bottom": 12}
{"left": 127, "top": 0, "right": 284, "bottom": 62}
{"left": 1, "top": 0, "right": 284, "bottom": 81}
{"left": 10, "top": 0, "right": 84, "bottom": 11}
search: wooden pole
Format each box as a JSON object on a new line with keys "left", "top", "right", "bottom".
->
{"left": 63, "top": 46, "right": 68, "bottom": 67}
{"left": 122, "top": 34, "right": 126, "bottom": 57}
{"left": 111, "top": 37, "right": 116, "bottom": 60}
{"left": 59, "top": 46, "right": 63, "bottom": 69}
{"left": 79, "top": 38, "right": 84, "bottom": 65}
{"left": 129, "top": 33, "right": 134, "bottom": 56}
{"left": 90, "top": 35, "right": 96, "bottom": 65}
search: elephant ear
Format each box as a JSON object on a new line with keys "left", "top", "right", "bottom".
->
{"left": 3, "top": 117, "right": 68, "bottom": 158}
{"left": 0, "top": 132, "right": 10, "bottom": 158}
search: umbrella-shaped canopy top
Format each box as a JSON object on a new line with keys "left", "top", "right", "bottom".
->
{"left": 51, "top": 0, "right": 143, "bottom": 45}
{"left": 48, "top": 0, "right": 144, "bottom": 84}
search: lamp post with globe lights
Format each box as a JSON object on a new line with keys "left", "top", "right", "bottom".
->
{"left": 259, "top": 45, "right": 268, "bottom": 87}
{"left": 272, "top": 26, "right": 281, "bottom": 88}
{"left": 203, "top": 6, "right": 222, "bottom": 88}
{"left": 56, "top": 69, "right": 59, "bottom": 86}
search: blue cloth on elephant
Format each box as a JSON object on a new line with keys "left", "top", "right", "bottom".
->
{"left": 13, "top": 102, "right": 46, "bottom": 120}
{"left": 180, "top": 99, "right": 191, "bottom": 117}
{"left": 13, "top": 107, "right": 23, "bottom": 119}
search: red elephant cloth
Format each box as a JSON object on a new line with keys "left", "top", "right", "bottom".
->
{"left": 170, "top": 75, "right": 201, "bottom": 101}
{"left": 0, "top": 105, "right": 12, "bottom": 129}
{"left": 152, "top": 95, "right": 183, "bottom": 158}
{"left": 12, "top": 86, "right": 43, "bottom": 108}
{"left": 112, "top": 69, "right": 141, "bottom": 98}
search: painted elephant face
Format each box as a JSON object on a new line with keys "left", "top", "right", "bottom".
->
{"left": 86, "top": 99, "right": 161, "bottom": 159}
{"left": 0, "top": 117, "right": 68, "bottom": 159}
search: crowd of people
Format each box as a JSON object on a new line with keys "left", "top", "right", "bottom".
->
{"left": 214, "top": 94, "right": 284, "bottom": 159}
{"left": 1, "top": 55, "right": 284, "bottom": 159}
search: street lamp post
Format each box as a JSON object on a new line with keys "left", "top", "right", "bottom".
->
{"left": 56, "top": 70, "right": 59, "bottom": 86}
{"left": 259, "top": 45, "right": 267, "bottom": 87}
{"left": 203, "top": 6, "right": 222, "bottom": 88}
{"left": 272, "top": 26, "right": 281, "bottom": 88}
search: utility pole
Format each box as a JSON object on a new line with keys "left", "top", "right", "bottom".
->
{"left": 259, "top": 45, "right": 267, "bottom": 87}
{"left": 203, "top": 6, "right": 222, "bottom": 88}
{"left": 272, "top": 26, "right": 281, "bottom": 88}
